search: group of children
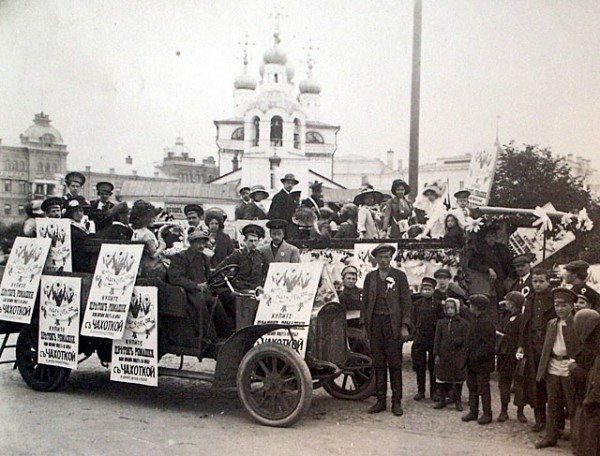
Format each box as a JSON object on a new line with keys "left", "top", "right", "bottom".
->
{"left": 338, "top": 262, "right": 599, "bottom": 453}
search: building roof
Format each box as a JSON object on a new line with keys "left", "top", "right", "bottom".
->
{"left": 21, "top": 112, "right": 64, "bottom": 145}
{"left": 308, "top": 169, "right": 346, "bottom": 189}
{"left": 120, "top": 180, "right": 240, "bottom": 202}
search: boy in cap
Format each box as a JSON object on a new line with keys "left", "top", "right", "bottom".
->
{"left": 268, "top": 173, "right": 299, "bottom": 225}
{"left": 433, "top": 268, "right": 469, "bottom": 319}
{"left": 517, "top": 268, "right": 557, "bottom": 432}
{"left": 90, "top": 181, "right": 115, "bottom": 231}
{"left": 497, "top": 291, "right": 527, "bottom": 423}
{"left": 260, "top": 219, "right": 300, "bottom": 264}
{"left": 509, "top": 255, "right": 533, "bottom": 296}
{"left": 411, "top": 277, "right": 444, "bottom": 402}
{"left": 338, "top": 265, "right": 362, "bottom": 313}
{"left": 64, "top": 171, "right": 87, "bottom": 200}
{"left": 449, "top": 190, "right": 471, "bottom": 228}
{"left": 564, "top": 260, "right": 600, "bottom": 311}
{"left": 462, "top": 294, "right": 496, "bottom": 425}
{"left": 41, "top": 197, "right": 63, "bottom": 219}
{"left": 234, "top": 186, "right": 251, "bottom": 220}
{"left": 184, "top": 204, "right": 204, "bottom": 236}
{"left": 361, "top": 243, "right": 412, "bottom": 416}
{"left": 534, "top": 288, "right": 580, "bottom": 449}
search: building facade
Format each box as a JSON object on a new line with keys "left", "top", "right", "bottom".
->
{"left": 156, "top": 137, "right": 218, "bottom": 184}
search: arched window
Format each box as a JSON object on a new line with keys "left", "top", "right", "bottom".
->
{"left": 12, "top": 161, "right": 17, "bottom": 171}
{"left": 252, "top": 116, "right": 260, "bottom": 146}
{"left": 52, "top": 163, "right": 58, "bottom": 173}
{"left": 274, "top": 73, "right": 279, "bottom": 83}
{"left": 19, "top": 161, "right": 25, "bottom": 171}
{"left": 293, "top": 119, "right": 301, "bottom": 149}
{"left": 44, "top": 163, "right": 50, "bottom": 173}
{"left": 41, "top": 133, "right": 55, "bottom": 145}
{"left": 38, "top": 162, "right": 44, "bottom": 173}
{"left": 5, "top": 160, "right": 10, "bottom": 171}
{"left": 231, "top": 127, "right": 244, "bottom": 140}
{"left": 306, "top": 131, "right": 325, "bottom": 144}
{"left": 270, "top": 116, "right": 283, "bottom": 147}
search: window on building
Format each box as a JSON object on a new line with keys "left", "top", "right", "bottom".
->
{"left": 3, "top": 180, "right": 11, "bottom": 192}
{"left": 274, "top": 73, "right": 279, "bottom": 83}
{"left": 270, "top": 116, "right": 283, "bottom": 147}
{"left": 4, "top": 160, "right": 9, "bottom": 171}
{"left": 306, "top": 131, "right": 324, "bottom": 144}
{"left": 231, "top": 127, "right": 244, "bottom": 140}
{"left": 52, "top": 163, "right": 58, "bottom": 173}
{"left": 44, "top": 163, "right": 50, "bottom": 173}
{"left": 35, "top": 184, "right": 44, "bottom": 195}
{"left": 293, "top": 119, "right": 301, "bottom": 149}
{"left": 252, "top": 116, "right": 260, "bottom": 146}
{"left": 38, "top": 162, "right": 44, "bottom": 173}
{"left": 18, "top": 205, "right": 26, "bottom": 216}
{"left": 18, "top": 181, "right": 27, "bottom": 193}
{"left": 47, "top": 184, "right": 55, "bottom": 195}
{"left": 12, "top": 161, "right": 17, "bottom": 171}
{"left": 19, "top": 161, "right": 25, "bottom": 171}
{"left": 4, "top": 204, "right": 11, "bottom": 216}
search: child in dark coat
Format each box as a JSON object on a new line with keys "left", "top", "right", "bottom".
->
{"left": 496, "top": 291, "right": 526, "bottom": 423}
{"left": 411, "top": 277, "right": 444, "bottom": 401}
{"left": 462, "top": 294, "right": 496, "bottom": 425}
{"left": 433, "top": 298, "right": 470, "bottom": 411}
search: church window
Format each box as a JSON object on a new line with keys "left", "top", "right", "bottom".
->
{"left": 231, "top": 127, "right": 244, "bottom": 140}
{"left": 306, "top": 131, "right": 324, "bottom": 144}
{"left": 293, "top": 119, "right": 301, "bottom": 149}
{"left": 252, "top": 116, "right": 260, "bottom": 146}
{"left": 274, "top": 73, "right": 279, "bottom": 83}
{"left": 270, "top": 116, "right": 283, "bottom": 147}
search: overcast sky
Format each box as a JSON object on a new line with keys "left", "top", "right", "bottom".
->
{"left": 1, "top": 0, "right": 599, "bottom": 175}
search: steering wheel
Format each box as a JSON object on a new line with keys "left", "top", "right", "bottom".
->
{"left": 208, "top": 264, "right": 240, "bottom": 292}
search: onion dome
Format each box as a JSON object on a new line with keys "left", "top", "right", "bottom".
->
{"left": 234, "top": 72, "right": 257, "bottom": 90}
{"left": 299, "top": 76, "right": 321, "bottom": 94}
{"left": 263, "top": 46, "right": 287, "bottom": 65}
{"left": 21, "top": 112, "right": 64, "bottom": 144}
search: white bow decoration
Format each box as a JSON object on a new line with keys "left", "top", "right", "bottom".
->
{"left": 532, "top": 206, "right": 553, "bottom": 233}
{"left": 577, "top": 208, "right": 594, "bottom": 232}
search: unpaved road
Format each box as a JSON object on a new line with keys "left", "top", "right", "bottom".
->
{"left": 0, "top": 343, "right": 570, "bottom": 456}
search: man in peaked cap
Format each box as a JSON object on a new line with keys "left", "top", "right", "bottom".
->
{"left": 41, "top": 196, "right": 63, "bottom": 219}
{"left": 268, "top": 173, "right": 299, "bottom": 225}
{"left": 97, "top": 202, "right": 133, "bottom": 241}
{"left": 90, "top": 181, "right": 115, "bottom": 232}
{"left": 508, "top": 254, "right": 534, "bottom": 296}
{"left": 564, "top": 260, "right": 600, "bottom": 311}
{"left": 234, "top": 186, "right": 252, "bottom": 220}
{"left": 260, "top": 219, "right": 300, "bottom": 264}
{"left": 362, "top": 243, "right": 412, "bottom": 416}
{"left": 184, "top": 203, "right": 204, "bottom": 235}
{"left": 64, "top": 171, "right": 87, "bottom": 201}
{"left": 301, "top": 181, "right": 324, "bottom": 217}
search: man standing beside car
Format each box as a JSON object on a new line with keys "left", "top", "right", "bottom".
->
{"left": 361, "top": 243, "right": 412, "bottom": 416}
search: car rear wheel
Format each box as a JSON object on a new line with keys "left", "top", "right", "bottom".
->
{"left": 323, "top": 327, "right": 375, "bottom": 400}
{"left": 16, "top": 325, "right": 70, "bottom": 392}
{"left": 237, "top": 343, "right": 312, "bottom": 427}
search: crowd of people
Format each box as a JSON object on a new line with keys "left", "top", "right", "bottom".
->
{"left": 15, "top": 170, "right": 600, "bottom": 453}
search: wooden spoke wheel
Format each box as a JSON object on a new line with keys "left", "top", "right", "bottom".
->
{"left": 323, "top": 327, "right": 375, "bottom": 401}
{"left": 16, "top": 325, "right": 70, "bottom": 392}
{"left": 237, "top": 343, "right": 312, "bottom": 427}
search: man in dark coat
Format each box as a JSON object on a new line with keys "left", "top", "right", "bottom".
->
{"left": 184, "top": 204, "right": 204, "bottom": 237}
{"left": 462, "top": 294, "right": 496, "bottom": 425}
{"left": 268, "top": 173, "right": 299, "bottom": 225}
{"left": 361, "top": 243, "right": 411, "bottom": 416}
{"left": 97, "top": 202, "right": 133, "bottom": 241}
{"left": 517, "top": 267, "right": 557, "bottom": 432}
{"left": 564, "top": 260, "right": 600, "bottom": 311}
{"left": 89, "top": 181, "right": 115, "bottom": 232}
{"left": 573, "top": 309, "right": 600, "bottom": 456}
{"left": 507, "top": 254, "right": 533, "bottom": 297}
{"left": 234, "top": 186, "right": 252, "bottom": 220}
{"left": 411, "top": 277, "right": 444, "bottom": 402}
{"left": 301, "top": 181, "right": 324, "bottom": 217}
{"left": 338, "top": 265, "right": 362, "bottom": 313}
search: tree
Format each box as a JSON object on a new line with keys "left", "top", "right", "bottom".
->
{"left": 489, "top": 143, "right": 594, "bottom": 212}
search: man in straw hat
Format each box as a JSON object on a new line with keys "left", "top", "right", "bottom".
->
{"left": 90, "top": 181, "right": 115, "bottom": 231}
{"left": 268, "top": 173, "right": 299, "bottom": 225}
{"left": 361, "top": 243, "right": 411, "bottom": 416}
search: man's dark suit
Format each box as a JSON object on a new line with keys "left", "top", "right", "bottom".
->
{"left": 268, "top": 189, "right": 297, "bottom": 224}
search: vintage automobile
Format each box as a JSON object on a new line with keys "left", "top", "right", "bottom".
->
{"left": 2, "top": 241, "right": 373, "bottom": 428}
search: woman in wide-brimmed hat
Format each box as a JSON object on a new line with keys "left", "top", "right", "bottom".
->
{"left": 205, "top": 211, "right": 235, "bottom": 268}
{"left": 382, "top": 179, "right": 414, "bottom": 238}
{"left": 415, "top": 180, "right": 448, "bottom": 239}
{"left": 64, "top": 196, "right": 94, "bottom": 272}
{"left": 245, "top": 185, "right": 269, "bottom": 220}
{"left": 130, "top": 200, "right": 167, "bottom": 279}
{"left": 353, "top": 185, "right": 383, "bottom": 240}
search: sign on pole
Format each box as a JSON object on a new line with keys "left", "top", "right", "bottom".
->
{"left": 111, "top": 286, "right": 158, "bottom": 387}
{"left": 81, "top": 243, "right": 143, "bottom": 339}
{"left": 38, "top": 275, "right": 81, "bottom": 370}
{"left": 254, "top": 262, "right": 323, "bottom": 357}
{"left": 464, "top": 145, "right": 501, "bottom": 207}
{"left": 0, "top": 237, "right": 51, "bottom": 323}
{"left": 36, "top": 218, "right": 73, "bottom": 272}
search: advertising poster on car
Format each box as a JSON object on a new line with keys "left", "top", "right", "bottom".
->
{"left": 36, "top": 218, "right": 72, "bottom": 272}
{"left": 255, "top": 262, "right": 323, "bottom": 357}
{"left": 509, "top": 227, "right": 575, "bottom": 266}
{"left": 38, "top": 275, "right": 81, "bottom": 370}
{"left": 81, "top": 243, "right": 143, "bottom": 339}
{"left": 0, "top": 237, "right": 51, "bottom": 324}
{"left": 464, "top": 145, "right": 501, "bottom": 207}
{"left": 353, "top": 243, "right": 398, "bottom": 288}
{"left": 111, "top": 286, "right": 158, "bottom": 387}
{"left": 300, "top": 248, "right": 354, "bottom": 289}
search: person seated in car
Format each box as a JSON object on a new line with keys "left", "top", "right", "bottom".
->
{"left": 64, "top": 196, "right": 95, "bottom": 273}
{"left": 217, "top": 224, "right": 268, "bottom": 320}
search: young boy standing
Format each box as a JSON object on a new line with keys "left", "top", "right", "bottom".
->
{"left": 411, "top": 277, "right": 444, "bottom": 401}
{"left": 534, "top": 288, "right": 580, "bottom": 449}
{"left": 462, "top": 294, "right": 496, "bottom": 425}
{"left": 338, "top": 265, "right": 362, "bottom": 313}
{"left": 496, "top": 291, "right": 526, "bottom": 423}
{"left": 517, "top": 268, "right": 557, "bottom": 432}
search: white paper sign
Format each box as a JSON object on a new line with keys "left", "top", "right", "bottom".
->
{"left": 509, "top": 227, "right": 575, "bottom": 266}
{"left": 353, "top": 243, "right": 398, "bottom": 288}
{"left": 111, "top": 286, "right": 158, "bottom": 387}
{"left": 0, "top": 237, "right": 51, "bottom": 323}
{"left": 36, "top": 219, "right": 72, "bottom": 272}
{"left": 81, "top": 243, "right": 143, "bottom": 339}
{"left": 38, "top": 275, "right": 81, "bottom": 369}
{"left": 254, "top": 263, "right": 323, "bottom": 357}
{"left": 464, "top": 146, "right": 501, "bottom": 207}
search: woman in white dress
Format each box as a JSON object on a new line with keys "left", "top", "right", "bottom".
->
{"left": 415, "top": 181, "right": 447, "bottom": 239}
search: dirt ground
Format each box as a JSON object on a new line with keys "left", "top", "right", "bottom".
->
{"left": 0, "top": 336, "right": 574, "bottom": 456}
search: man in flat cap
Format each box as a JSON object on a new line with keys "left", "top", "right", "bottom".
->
{"left": 218, "top": 224, "right": 268, "bottom": 322}
{"left": 564, "top": 260, "right": 600, "bottom": 311}
{"left": 260, "top": 219, "right": 300, "bottom": 264}
{"left": 361, "top": 243, "right": 412, "bottom": 416}
{"left": 41, "top": 197, "right": 63, "bottom": 219}
{"left": 184, "top": 204, "right": 204, "bottom": 236}
{"left": 234, "top": 186, "right": 252, "bottom": 220}
{"left": 268, "top": 173, "right": 299, "bottom": 225}
{"left": 301, "top": 181, "right": 324, "bottom": 217}
{"left": 90, "top": 181, "right": 115, "bottom": 232}
{"left": 97, "top": 202, "right": 133, "bottom": 241}
{"left": 338, "top": 265, "right": 362, "bottom": 313}
{"left": 508, "top": 254, "right": 534, "bottom": 297}
{"left": 534, "top": 288, "right": 580, "bottom": 449}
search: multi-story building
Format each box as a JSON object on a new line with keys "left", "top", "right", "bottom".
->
{"left": 156, "top": 137, "right": 218, "bottom": 184}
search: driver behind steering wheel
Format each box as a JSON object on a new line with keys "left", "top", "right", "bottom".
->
{"left": 217, "top": 224, "right": 268, "bottom": 323}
